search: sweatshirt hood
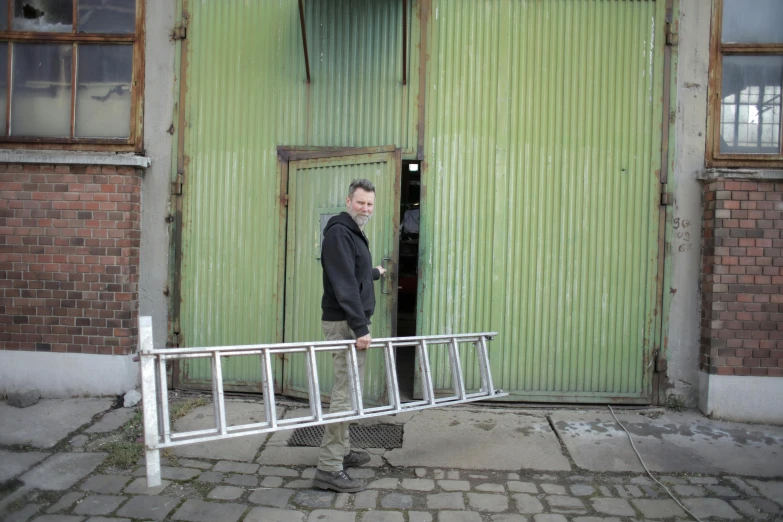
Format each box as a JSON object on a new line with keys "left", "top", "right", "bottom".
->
{"left": 324, "top": 212, "right": 363, "bottom": 237}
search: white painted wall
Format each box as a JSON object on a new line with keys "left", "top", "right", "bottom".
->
{"left": 700, "top": 372, "right": 783, "bottom": 424}
{"left": 666, "top": 0, "right": 712, "bottom": 407}
{"left": 139, "top": 0, "right": 177, "bottom": 352}
{"left": 0, "top": 352, "right": 138, "bottom": 398}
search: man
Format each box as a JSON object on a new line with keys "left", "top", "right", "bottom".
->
{"left": 313, "top": 179, "right": 386, "bottom": 493}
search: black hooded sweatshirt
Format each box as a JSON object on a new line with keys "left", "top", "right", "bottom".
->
{"left": 321, "top": 212, "right": 381, "bottom": 338}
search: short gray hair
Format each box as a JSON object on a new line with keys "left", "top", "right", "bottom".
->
{"left": 348, "top": 179, "right": 376, "bottom": 198}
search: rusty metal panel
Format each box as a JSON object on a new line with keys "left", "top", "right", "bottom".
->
{"left": 419, "top": 0, "right": 665, "bottom": 402}
{"left": 176, "top": 0, "right": 418, "bottom": 389}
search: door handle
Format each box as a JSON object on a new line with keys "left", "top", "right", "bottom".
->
{"left": 380, "top": 257, "right": 392, "bottom": 295}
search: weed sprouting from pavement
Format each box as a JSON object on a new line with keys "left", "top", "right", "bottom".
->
{"left": 101, "top": 395, "right": 210, "bottom": 469}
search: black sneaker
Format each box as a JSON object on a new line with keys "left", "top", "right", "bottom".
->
{"left": 343, "top": 450, "right": 371, "bottom": 467}
{"left": 313, "top": 469, "right": 366, "bottom": 493}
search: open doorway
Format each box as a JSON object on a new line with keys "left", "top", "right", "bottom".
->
{"left": 396, "top": 160, "right": 420, "bottom": 400}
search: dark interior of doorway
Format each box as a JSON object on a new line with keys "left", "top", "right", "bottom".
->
{"left": 396, "top": 160, "right": 420, "bottom": 401}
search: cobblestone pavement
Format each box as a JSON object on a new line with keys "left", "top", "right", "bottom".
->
{"left": 3, "top": 457, "right": 783, "bottom": 521}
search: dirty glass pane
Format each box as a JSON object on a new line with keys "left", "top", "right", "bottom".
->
{"left": 11, "top": 43, "right": 72, "bottom": 137}
{"left": 722, "top": 0, "right": 783, "bottom": 44}
{"left": 0, "top": 44, "right": 7, "bottom": 135}
{"left": 720, "top": 55, "right": 783, "bottom": 154}
{"left": 12, "top": 0, "right": 73, "bottom": 32}
{"left": 0, "top": 3, "right": 8, "bottom": 30}
{"left": 78, "top": 0, "right": 135, "bottom": 34}
{"left": 75, "top": 45, "right": 132, "bottom": 138}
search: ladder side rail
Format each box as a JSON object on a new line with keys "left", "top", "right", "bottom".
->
{"left": 158, "top": 357, "right": 171, "bottom": 443}
{"left": 170, "top": 428, "right": 218, "bottom": 441}
{"left": 212, "top": 352, "right": 228, "bottom": 436}
{"left": 384, "top": 341, "right": 401, "bottom": 412}
{"left": 147, "top": 333, "right": 496, "bottom": 357}
{"left": 153, "top": 390, "right": 509, "bottom": 449}
{"left": 478, "top": 335, "right": 496, "bottom": 397}
{"left": 417, "top": 339, "right": 436, "bottom": 406}
{"left": 307, "top": 345, "right": 323, "bottom": 422}
{"left": 262, "top": 349, "right": 278, "bottom": 428}
{"left": 449, "top": 338, "right": 467, "bottom": 400}
{"left": 138, "top": 317, "right": 162, "bottom": 488}
{"left": 347, "top": 344, "right": 365, "bottom": 416}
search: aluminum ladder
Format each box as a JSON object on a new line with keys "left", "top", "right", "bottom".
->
{"left": 138, "top": 316, "right": 507, "bottom": 486}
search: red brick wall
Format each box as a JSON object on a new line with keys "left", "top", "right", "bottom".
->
{"left": 0, "top": 163, "right": 141, "bottom": 355}
{"left": 700, "top": 179, "right": 783, "bottom": 377}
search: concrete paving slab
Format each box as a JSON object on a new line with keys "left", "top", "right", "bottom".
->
{"left": 257, "top": 447, "right": 321, "bottom": 467}
{"left": 20, "top": 453, "right": 107, "bottom": 491}
{"left": 550, "top": 410, "right": 783, "bottom": 476}
{"left": 385, "top": 409, "right": 571, "bottom": 471}
{"left": 0, "top": 399, "right": 112, "bottom": 449}
{"left": 171, "top": 400, "right": 282, "bottom": 461}
{"left": 0, "top": 450, "right": 50, "bottom": 482}
{"left": 84, "top": 408, "right": 137, "bottom": 434}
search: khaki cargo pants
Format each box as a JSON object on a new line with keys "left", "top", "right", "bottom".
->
{"left": 317, "top": 320, "right": 367, "bottom": 472}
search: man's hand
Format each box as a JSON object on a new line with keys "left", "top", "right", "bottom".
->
{"left": 356, "top": 333, "right": 371, "bottom": 350}
{"left": 376, "top": 265, "right": 387, "bottom": 277}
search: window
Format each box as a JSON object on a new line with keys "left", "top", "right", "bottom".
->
{"left": 707, "top": 0, "right": 783, "bottom": 167}
{"left": 0, "top": 0, "right": 144, "bottom": 151}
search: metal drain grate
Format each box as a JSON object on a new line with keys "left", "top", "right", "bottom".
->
{"left": 288, "top": 424, "right": 403, "bottom": 449}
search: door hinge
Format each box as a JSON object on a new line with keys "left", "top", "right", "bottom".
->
{"left": 172, "top": 173, "right": 184, "bottom": 196}
{"left": 172, "top": 24, "right": 187, "bottom": 41}
{"left": 280, "top": 194, "right": 290, "bottom": 207}
{"left": 169, "top": 319, "right": 181, "bottom": 348}
{"left": 661, "top": 190, "right": 673, "bottom": 206}
{"left": 654, "top": 350, "right": 668, "bottom": 373}
{"left": 665, "top": 8, "right": 678, "bottom": 46}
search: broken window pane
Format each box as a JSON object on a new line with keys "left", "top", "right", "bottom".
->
{"left": 0, "top": 44, "right": 7, "bottom": 135}
{"left": 75, "top": 44, "right": 132, "bottom": 138}
{"left": 720, "top": 55, "right": 783, "bottom": 154}
{"left": 11, "top": 43, "right": 72, "bottom": 137}
{"left": 12, "top": 0, "right": 74, "bottom": 33}
{"left": 722, "top": 0, "right": 783, "bottom": 44}
{"left": 78, "top": 0, "right": 136, "bottom": 34}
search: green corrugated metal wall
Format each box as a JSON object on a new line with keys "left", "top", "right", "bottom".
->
{"left": 419, "top": 0, "right": 665, "bottom": 402}
{"left": 175, "top": 0, "right": 666, "bottom": 403}
{"left": 177, "top": 0, "right": 416, "bottom": 389}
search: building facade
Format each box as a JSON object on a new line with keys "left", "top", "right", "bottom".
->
{"left": 1, "top": 0, "right": 780, "bottom": 423}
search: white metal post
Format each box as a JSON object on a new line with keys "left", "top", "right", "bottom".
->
{"left": 138, "top": 317, "right": 161, "bottom": 487}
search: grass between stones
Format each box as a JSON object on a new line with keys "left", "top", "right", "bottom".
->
{"left": 102, "top": 395, "right": 210, "bottom": 469}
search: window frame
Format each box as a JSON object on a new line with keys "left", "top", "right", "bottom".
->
{"left": 0, "top": 0, "right": 145, "bottom": 153}
{"left": 706, "top": 0, "right": 783, "bottom": 168}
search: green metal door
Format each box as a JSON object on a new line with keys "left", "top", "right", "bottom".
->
{"left": 282, "top": 152, "right": 401, "bottom": 404}
{"left": 170, "top": 0, "right": 416, "bottom": 392}
{"left": 418, "top": 0, "right": 667, "bottom": 403}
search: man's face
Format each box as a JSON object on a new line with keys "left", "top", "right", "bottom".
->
{"left": 346, "top": 188, "right": 375, "bottom": 228}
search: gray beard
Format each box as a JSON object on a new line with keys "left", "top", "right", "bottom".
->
{"left": 353, "top": 214, "right": 371, "bottom": 228}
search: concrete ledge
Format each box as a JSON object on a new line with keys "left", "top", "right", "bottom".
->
{"left": 0, "top": 150, "right": 151, "bottom": 168}
{"left": 0, "top": 351, "right": 139, "bottom": 398}
{"left": 699, "top": 371, "right": 783, "bottom": 425}
{"left": 699, "top": 168, "right": 783, "bottom": 182}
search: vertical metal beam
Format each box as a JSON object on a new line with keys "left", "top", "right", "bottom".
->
{"left": 298, "top": 0, "right": 311, "bottom": 84}
{"left": 402, "top": 0, "right": 407, "bottom": 85}
{"left": 262, "top": 350, "right": 278, "bottom": 428}
{"left": 348, "top": 345, "right": 365, "bottom": 416}
{"left": 449, "top": 338, "right": 466, "bottom": 400}
{"left": 478, "top": 336, "right": 495, "bottom": 397}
